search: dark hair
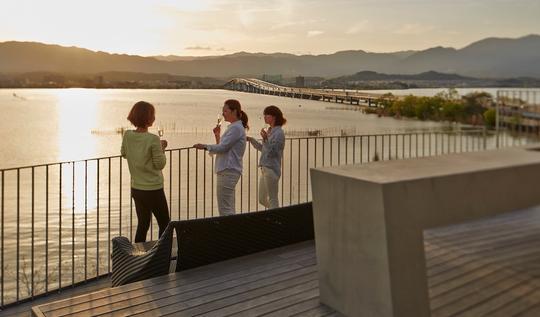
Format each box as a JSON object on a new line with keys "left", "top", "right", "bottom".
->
{"left": 127, "top": 101, "right": 155, "bottom": 128}
{"left": 264, "top": 105, "right": 287, "bottom": 126}
{"left": 225, "top": 99, "right": 249, "bottom": 129}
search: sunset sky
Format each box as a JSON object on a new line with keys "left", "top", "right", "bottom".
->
{"left": 1, "top": 0, "right": 539, "bottom": 56}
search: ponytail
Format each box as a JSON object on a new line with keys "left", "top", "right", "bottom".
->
{"left": 224, "top": 99, "right": 249, "bottom": 129}
{"left": 240, "top": 110, "right": 249, "bottom": 129}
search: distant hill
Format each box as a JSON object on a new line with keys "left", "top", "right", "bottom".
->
{"left": 327, "top": 70, "right": 473, "bottom": 82}
{"left": 1, "top": 35, "right": 539, "bottom": 78}
{"left": 321, "top": 71, "right": 540, "bottom": 89}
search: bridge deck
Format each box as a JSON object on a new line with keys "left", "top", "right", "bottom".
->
{"left": 227, "top": 78, "right": 395, "bottom": 103}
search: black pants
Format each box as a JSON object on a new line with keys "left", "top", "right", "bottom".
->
{"left": 131, "top": 188, "right": 170, "bottom": 243}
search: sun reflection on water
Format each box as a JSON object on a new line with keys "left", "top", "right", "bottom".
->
{"left": 54, "top": 89, "right": 101, "bottom": 213}
{"left": 54, "top": 89, "right": 99, "bottom": 161}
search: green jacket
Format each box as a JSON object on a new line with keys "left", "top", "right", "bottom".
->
{"left": 121, "top": 130, "right": 166, "bottom": 190}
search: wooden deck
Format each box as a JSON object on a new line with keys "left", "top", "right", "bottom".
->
{"left": 6, "top": 206, "right": 540, "bottom": 316}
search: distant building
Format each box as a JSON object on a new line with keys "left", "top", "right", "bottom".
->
{"left": 262, "top": 74, "right": 282, "bottom": 84}
{"left": 295, "top": 76, "right": 305, "bottom": 88}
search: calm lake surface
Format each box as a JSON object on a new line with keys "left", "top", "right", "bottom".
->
{"left": 0, "top": 88, "right": 456, "bottom": 169}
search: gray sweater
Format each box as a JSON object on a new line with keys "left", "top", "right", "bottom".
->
{"left": 248, "top": 126, "right": 285, "bottom": 177}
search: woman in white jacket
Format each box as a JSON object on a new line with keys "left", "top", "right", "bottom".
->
{"left": 194, "top": 99, "right": 248, "bottom": 215}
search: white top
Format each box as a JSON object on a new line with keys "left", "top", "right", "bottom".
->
{"left": 206, "top": 120, "right": 246, "bottom": 174}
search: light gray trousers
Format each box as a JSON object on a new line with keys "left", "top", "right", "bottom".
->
{"left": 216, "top": 169, "right": 241, "bottom": 216}
{"left": 258, "top": 166, "right": 280, "bottom": 209}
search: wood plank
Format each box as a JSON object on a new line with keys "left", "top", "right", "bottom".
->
{"left": 429, "top": 252, "right": 540, "bottom": 299}
{"left": 48, "top": 261, "right": 315, "bottom": 316}
{"left": 430, "top": 269, "right": 524, "bottom": 310}
{"left": 429, "top": 252, "right": 540, "bottom": 297}
{"left": 432, "top": 273, "right": 533, "bottom": 316}
{"left": 427, "top": 240, "right": 540, "bottom": 278}
{"left": 38, "top": 242, "right": 315, "bottom": 314}
{"left": 261, "top": 298, "right": 325, "bottom": 317}
{"left": 198, "top": 283, "right": 319, "bottom": 317}
{"left": 121, "top": 268, "right": 318, "bottom": 316}
{"left": 286, "top": 303, "right": 336, "bottom": 317}
{"left": 487, "top": 290, "right": 540, "bottom": 317}
{"left": 457, "top": 284, "right": 539, "bottom": 317}
{"left": 426, "top": 229, "right": 540, "bottom": 269}
{"left": 197, "top": 281, "right": 319, "bottom": 317}
{"left": 427, "top": 240, "right": 540, "bottom": 279}
{"left": 517, "top": 303, "right": 540, "bottom": 317}
{"left": 424, "top": 208, "right": 540, "bottom": 239}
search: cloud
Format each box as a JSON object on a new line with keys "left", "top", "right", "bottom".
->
{"left": 393, "top": 23, "right": 434, "bottom": 35}
{"left": 185, "top": 46, "right": 213, "bottom": 50}
{"left": 270, "top": 18, "right": 326, "bottom": 31}
{"left": 307, "top": 30, "right": 324, "bottom": 37}
{"left": 346, "top": 20, "right": 369, "bottom": 34}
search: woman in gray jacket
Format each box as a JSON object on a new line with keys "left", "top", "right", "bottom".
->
{"left": 247, "top": 105, "right": 286, "bottom": 209}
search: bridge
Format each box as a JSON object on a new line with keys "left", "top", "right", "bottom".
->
{"left": 224, "top": 78, "right": 396, "bottom": 107}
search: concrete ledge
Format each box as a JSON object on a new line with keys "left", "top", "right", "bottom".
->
{"left": 310, "top": 145, "right": 540, "bottom": 317}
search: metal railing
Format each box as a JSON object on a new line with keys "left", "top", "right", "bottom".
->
{"left": 0, "top": 129, "right": 537, "bottom": 307}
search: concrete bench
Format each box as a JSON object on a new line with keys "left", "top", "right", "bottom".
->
{"left": 310, "top": 145, "right": 540, "bottom": 317}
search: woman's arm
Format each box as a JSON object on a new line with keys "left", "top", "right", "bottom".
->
{"left": 247, "top": 137, "right": 263, "bottom": 151}
{"left": 151, "top": 137, "right": 167, "bottom": 170}
{"left": 206, "top": 125, "right": 244, "bottom": 154}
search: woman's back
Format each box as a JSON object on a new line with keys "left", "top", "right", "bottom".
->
{"left": 121, "top": 130, "right": 166, "bottom": 190}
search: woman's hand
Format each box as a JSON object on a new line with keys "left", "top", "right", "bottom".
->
{"left": 213, "top": 125, "right": 221, "bottom": 137}
{"left": 193, "top": 143, "right": 206, "bottom": 150}
{"left": 260, "top": 128, "right": 268, "bottom": 141}
{"left": 160, "top": 140, "right": 168, "bottom": 151}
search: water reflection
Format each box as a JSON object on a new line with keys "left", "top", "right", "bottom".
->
{"left": 54, "top": 89, "right": 100, "bottom": 213}
{"left": 55, "top": 89, "right": 99, "bottom": 162}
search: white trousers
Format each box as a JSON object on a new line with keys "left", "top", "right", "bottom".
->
{"left": 216, "top": 169, "right": 241, "bottom": 216}
{"left": 258, "top": 166, "right": 280, "bottom": 209}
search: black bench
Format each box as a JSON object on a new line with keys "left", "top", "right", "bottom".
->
{"left": 112, "top": 203, "right": 314, "bottom": 286}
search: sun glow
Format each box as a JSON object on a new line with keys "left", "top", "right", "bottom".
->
{"left": 55, "top": 89, "right": 99, "bottom": 161}
{"left": 54, "top": 89, "right": 100, "bottom": 213}
{"left": 1, "top": 0, "right": 186, "bottom": 55}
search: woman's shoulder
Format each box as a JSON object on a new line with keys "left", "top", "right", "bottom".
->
{"left": 274, "top": 126, "right": 285, "bottom": 137}
{"left": 231, "top": 122, "right": 246, "bottom": 133}
{"left": 122, "top": 130, "right": 133, "bottom": 139}
{"left": 147, "top": 133, "right": 160, "bottom": 143}
{"left": 123, "top": 130, "right": 159, "bottom": 140}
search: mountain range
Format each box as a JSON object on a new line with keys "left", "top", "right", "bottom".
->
{"left": 1, "top": 35, "right": 539, "bottom": 78}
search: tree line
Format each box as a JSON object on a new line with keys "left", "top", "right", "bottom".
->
{"left": 369, "top": 89, "right": 496, "bottom": 127}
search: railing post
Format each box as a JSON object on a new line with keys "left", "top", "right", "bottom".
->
{"left": 496, "top": 91, "right": 500, "bottom": 149}
{"left": 483, "top": 126, "right": 487, "bottom": 150}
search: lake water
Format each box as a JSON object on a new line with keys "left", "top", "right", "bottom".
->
{"left": 0, "top": 88, "right": 453, "bottom": 169}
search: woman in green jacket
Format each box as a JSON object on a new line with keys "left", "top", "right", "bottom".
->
{"left": 121, "top": 101, "right": 170, "bottom": 242}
